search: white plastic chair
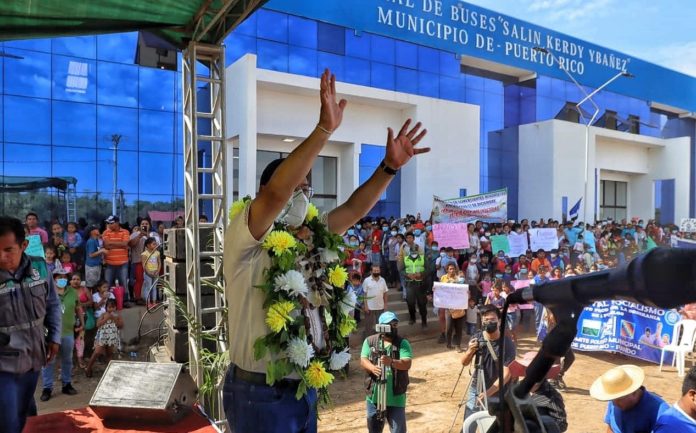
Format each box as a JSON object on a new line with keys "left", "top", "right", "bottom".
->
{"left": 463, "top": 411, "right": 496, "bottom": 433}
{"left": 660, "top": 319, "right": 696, "bottom": 377}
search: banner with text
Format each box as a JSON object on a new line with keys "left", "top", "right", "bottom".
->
{"left": 571, "top": 301, "right": 680, "bottom": 364}
{"left": 508, "top": 232, "right": 529, "bottom": 257}
{"left": 680, "top": 218, "right": 696, "bottom": 233}
{"left": 432, "top": 223, "right": 470, "bottom": 249}
{"left": 529, "top": 228, "right": 559, "bottom": 251}
{"left": 432, "top": 188, "right": 507, "bottom": 223}
{"left": 433, "top": 282, "right": 469, "bottom": 309}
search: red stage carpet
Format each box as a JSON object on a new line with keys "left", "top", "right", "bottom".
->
{"left": 23, "top": 407, "right": 218, "bottom": 433}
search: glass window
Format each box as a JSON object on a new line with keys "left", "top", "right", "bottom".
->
{"left": 317, "top": 52, "right": 344, "bottom": 78}
{"left": 97, "top": 106, "right": 138, "bottom": 150}
{"left": 256, "top": 9, "right": 288, "bottom": 43}
{"left": 97, "top": 62, "right": 138, "bottom": 107}
{"left": 4, "top": 96, "right": 51, "bottom": 144}
{"left": 439, "top": 51, "right": 460, "bottom": 78}
{"left": 3, "top": 49, "right": 52, "bottom": 98}
{"left": 417, "top": 46, "right": 439, "bottom": 74}
{"left": 52, "top": 36, "right": 96, "bottom": 59}
{"left": 370, "top": 35, "right": 394, "bottom": 64}
{"left": 52, "top": 146, "right": 98, "bottom": 194}
{"left": 317, "top": 22, "right": 345, "bottom": 55}
{"left": 371, "top": 62, "right": 395, "bottom": 91}
{"left": 139, "top": 152, "right": 175, "bottom": 194}
{"left": 2, "top": 143, "right": 51, "bottom": 176}
{"left": 97, "top": 33, "right": 138, "bottom": 63}
{"left": 173, "top": 153, "right": 184, "bottom": 198}
{"left": 394, "top": 40, "right": 417, "bottom": 69}
{"left": 604, "top": 181, "right": 615, "bottom": 205}
{"left": 310, "top": 156, "right": 337, "bottom": 196}
{"left": 225, "top": 33, "right": 257, "bottom": 66}
{"left": 256, "top": 150, "right": 282, "bottom": 189}
{"left": 235, "top": 12, "right": 257, "bottom": 37}
{"left": 257, "top": 40, "right": 289, "bottom": 72}
{"left": 616, "top": 181, "right": 627, "bottom": 206}
{"left": 289, "top": 46, "right": 318, "bottom": 77}
{"left": 139, "top": 67, "right": 175, "bottom": 111}
{"left": 345, "top": 30, "right": 370, "bottom": 59}
{"left": 52, "top": 101, "right": 96, "bottom": 147}
{"left": 344, "top": 57, "right": 370, "bottom": 86}
{"left": 418, "top": 71, "right": 438, "bottom": 98}
{"left": 96, "top": 149, "right": 139, "bottom": 195}
{"left": 52, "top": 55, "right": 96, "bottom": 103}
{"left": 139, "top": 110, "right": 175, "bottom": 153}
{"left": 288, "top": 16, "right": 317, "bottom": 49}
{"left": 396, "top": 67, "right": 418, "bottom": 94}
{"left": 5, "top": 38, "right": 52, "bottom": 53}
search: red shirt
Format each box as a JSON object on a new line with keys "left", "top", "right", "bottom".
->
{"left": 371, "top": 231, "right": 383, "bottom": 253}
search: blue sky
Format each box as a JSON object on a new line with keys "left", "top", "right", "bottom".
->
{"left": 466, "top": 0, "right": 696, "bottom": 77}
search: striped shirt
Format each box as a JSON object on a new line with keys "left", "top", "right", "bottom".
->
{"left": 102, "top": 228, "right": 130, "bottom": 266}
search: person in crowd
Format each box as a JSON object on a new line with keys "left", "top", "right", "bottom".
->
{"left": 84, "top": 227, "right": 105, "bottom": 288}
{"left": 388, "top": 233, "right": 404, "bottom": 291}
{"left": 399, "top": 232, "right": 419, "bottom": 301}
{"left": 370, "top": 222, "right": 384, "bottom": 270}
{"left": 128, "top": 218, "right": 155, "bottom": 304}
{"left": 590, "top": 364, "right": 669, "bottom": 433}
{"left": 363, "top": 264, "right": 390, "bottom": 339}
{"left": 0, "top": 217, "right": 61, "bottom": 433}
{"left": 502, "top": 280, "right": 519, "bottom": 341}
{"left": 222, "top": 69, "right": 428, "bottom": 432}
{"left": 404, "top": 244, "right": 430, "bottom": 332}
{"left": 63, "top": 222, "right": 83, "bottom": 265}
{"left": 485, "top": 280, "right": 506, "bottom": 311}
{"left": 43, "top": 245, "right": 63, "bottom": 275}
{"left": 460, "top": 304, "right": 516, "bottom": 423}
{"left": 59, "top": 250, "right": 75, "bottom": 274}
{"left": 40, "top": 269, "right": 81, "bottom": 402}
{"left": 531, "top": 249, "right": 551, "bottom": 274}
{"left": 76, "top": 279, "right": 94, "bottom": 366}
{"left": 199, "top": 215, "right": 209, "bottom": 223}
{"left": 50, "top": 222, "right": 66, "bottom": 257}
{"left": 441, "top": 263, "right": 465, "bottom": 351}
{"left": 655, "top": 365, "right": 696, "bottom": 432}
{"left": 352, "top": 240, "right": 369, "bottom": 276}
{"left": 466, "top": 297, "right": 479, "bottom": 336}
{"left": 25, "top": 212, "right": 49, "bottom": 245}
{"left": 141, "top": 237, "right": 161, "bottom": 307}
{"left": 174, "top": 216, "right": 184, "bottom": 228}
{"left": 550, "top": 267, "right": 563, "bottom": 280}
{"left": 438, "top": 247, "right": 459, "bottom": 280}
{"left": 85, "top": 299, "right": 123, "bottom": 378}
{"left": 102, "top": 216, "right": 130, "bottom": 300}
{"left": 361, "top": 311, "right": 412, "bottom": 433}
{"left": 347, "top": 273, "right": 364, "bottom": 324}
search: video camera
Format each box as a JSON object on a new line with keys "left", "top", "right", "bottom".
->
{"left": 375, "top": 324, "right": 392, "bottom": 334}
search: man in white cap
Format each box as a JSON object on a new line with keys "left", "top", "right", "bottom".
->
{"left": 655, "top": 365, "right": 696, "bottom": 432}
{"left": 590, "top": 364, "right": 669, "bottom": 433}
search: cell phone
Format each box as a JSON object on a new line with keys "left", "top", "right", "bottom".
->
{"left": 375, "top": 324, "right": 392, "bottom": 334}
{"left": 141, "top": 226, "right": 147, "bottom": 232}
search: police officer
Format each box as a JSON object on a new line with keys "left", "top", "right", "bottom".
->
{"left": 0, "top": 216, "right": 61, "bottom": 433}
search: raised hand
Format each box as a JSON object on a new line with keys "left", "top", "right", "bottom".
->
{"left": 317, "top": 69, "right": 347, "bottom": 133}
{"left": 384, "top": 119, "right": 429, "bottom": 170}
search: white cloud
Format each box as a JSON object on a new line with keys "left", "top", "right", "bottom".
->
{"left": 651, "top": 41, "right": 696, "bottom": 78}
{"left": 524, "top": 0, "right": 615, "bottom": 22}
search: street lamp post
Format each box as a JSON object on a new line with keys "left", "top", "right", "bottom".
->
{"left": 110, "top": 134, "right": 122, "bottom": 217}
{"left": 533, "top": 47, "right": 632, "bottom": 223}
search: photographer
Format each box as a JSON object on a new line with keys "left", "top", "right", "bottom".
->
{"left": 361, "top": 312, "right": 412, "bottom": 433}
{"left": 460, "top": 304, "right": 516, "bottom": 424}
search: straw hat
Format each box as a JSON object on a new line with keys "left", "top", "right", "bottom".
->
{"left": 589, "top": 365, "right": 645, "bottom": 401}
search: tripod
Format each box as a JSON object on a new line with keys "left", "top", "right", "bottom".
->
{"left": 448, "top": 349, "right": 488, "bottom": 433}
{"left": 372, "top": 334, "right": 392, "bottom": 421}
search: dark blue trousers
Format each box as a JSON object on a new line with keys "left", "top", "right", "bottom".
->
{"left": 0, "top": 370, "right": 40, "bottom": 433}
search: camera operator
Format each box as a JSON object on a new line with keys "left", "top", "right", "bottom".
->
{"left": 460, "top": 304, "right": 516, "bottom": 424}
{"left": 361, "top": 311, "right": 412, "bottom": 433}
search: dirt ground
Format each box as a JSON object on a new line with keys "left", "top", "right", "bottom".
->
{"left": 36, "top": 330, "right": 682, "bottom": 433}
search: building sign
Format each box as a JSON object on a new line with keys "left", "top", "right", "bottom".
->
{"left": 266, "top": 0, "right": 696, "bottom": 112}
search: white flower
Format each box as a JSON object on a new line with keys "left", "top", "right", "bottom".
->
{"left": 286, "top": 337, "right": 314, "bottom": 368}
{"left": 319, "top": 247, "right": 339, "bottom": 263}
{"left": 329, "top": 348, "right": 351, "bottom": 371}
{"left": 340, "top": 290, "right": 357, "bottom": 316}
{"left": 274, "top": 270, "right": 308, "bottom": 298}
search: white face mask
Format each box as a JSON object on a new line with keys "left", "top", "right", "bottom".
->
{"left": 278, "top": 189, "right": 309, "bottom": 228}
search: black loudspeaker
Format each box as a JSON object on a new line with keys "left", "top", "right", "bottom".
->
{"left": 164, "top": 321, "right": 217, "bottom": 363}
{"left": 163, "top": 257, "right": 216, "bottom": 296}
{"left": 135, "top": 31, "right": 178, "bottom": 71}
{"left": 163, "top": 227, "right": 216, "bottom": 261}
{"left": 164, "top": 292, "right": 218, "bottom": 330}
{"left": 89, "top": 361, "right": 197, "bottom": 424}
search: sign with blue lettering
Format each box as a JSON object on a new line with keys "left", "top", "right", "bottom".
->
{"left": 266, "top": 0, "right": 696, "bottom": 112}
{"left": 570, "top": 300, "right": 679, "bottom": 365}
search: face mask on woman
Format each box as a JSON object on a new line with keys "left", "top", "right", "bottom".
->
{"left": 56, "top": 278, "right": 68, "bottom": 289}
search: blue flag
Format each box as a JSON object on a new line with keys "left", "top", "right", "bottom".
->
{"left": 569, "top": 198, "right": 582, "bottom": 220}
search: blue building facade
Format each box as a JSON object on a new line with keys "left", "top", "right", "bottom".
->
{"left": 2, "top": 1, "right": 694, "bottom": 223}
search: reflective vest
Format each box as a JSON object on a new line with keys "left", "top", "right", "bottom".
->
{"left": 0, "top": 255, "right": 50, "bottom": 374}
{"left": 403, "top": 255, "right": 425, "bottom": 275}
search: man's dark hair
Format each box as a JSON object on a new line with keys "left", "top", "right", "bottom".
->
{"left": 25, "top": 212, "right": 38, "bottom": 221}
{"left": 682, "top": 366, "right": 696, "bottom": 396}
{"left": 405, "top": 231, "right": 414, "bottom": 239}
{"left": 259, "top": 158, "right": 286, "bottom": 187}
{"left": 479, "top": 304, "right": 501, "bottom": 319}
{"left": 0, "top": 216, "right": 26, "bottom": 245}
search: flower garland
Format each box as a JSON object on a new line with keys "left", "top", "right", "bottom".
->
{"left": 230, "top": 196, "right": 357, "bottom": 404}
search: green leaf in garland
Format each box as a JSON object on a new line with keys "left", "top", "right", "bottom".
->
{"left": 295, "top": 380, "right": 308, "bottom": 400}
{"left": 267, "top": 359, "right": 292, "bottom": 386}
{"left": 253, "top": 337, "right": 268, "bottom": 361}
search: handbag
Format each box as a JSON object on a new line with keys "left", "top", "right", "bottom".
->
{"left": 85, "top": 308, "right": 96, "bottom": 331}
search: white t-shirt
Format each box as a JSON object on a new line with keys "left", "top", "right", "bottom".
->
{"left": 466, "top": 305, "right": 478, "bottom": 324}
{"left": 362, "top": 276, "right": 388, "bottom": 311}
{"left": 93, "top": 291, "right": 116, "bottom": 318}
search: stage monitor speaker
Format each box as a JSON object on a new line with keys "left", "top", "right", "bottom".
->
{"left": 163, "top": 257, "right": 216, "bottom": 296}
{"left": 163, "top": 227, "right": 216, "bottom": 261}
{"left": 135, "top": 31, "right": 178, "bottom": 71}
{"left": 89, "top": 361, "right": 197, "bottom": 424}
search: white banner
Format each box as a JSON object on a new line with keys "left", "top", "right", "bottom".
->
{"left": 508, "top": 232, "right": 530, "bottom": 257}
{"left": 432, "top": 282, "right": 469, "bottom": 309}
{"left": 431, "top": 189, "right": 507, "bottom": 224}
{"left": 680, "top": 218, "right": 696, "bottom": 233}
{"left": 529, "top": 228, "right": 559, "bottom": 251}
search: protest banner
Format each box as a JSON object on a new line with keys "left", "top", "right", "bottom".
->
{"left": 431, "top": 188, "right": 507, "bottom": 224}
{"left": 490, "top": 234, "right": 510, "bottom": 255}
{"left": 677, "top": 237, "right": 696, "bottom": 249}
{"left": 432, "top": 282, "right": 469, "bottom": 309}
{"left": 529, "top": 228, "right": 559, "bottom": 251}
{"left": 508, "top": 232, "right": 529, "bottom": 257}
{"left": 680, "top": 218, "right": 696, "bottom": 233}
{"left": 432, "top": 223, "right": 470, "bottom": 249}
{"left": 25, "top": 234, "right": 45, "bottom": 259}
{"left": 570, "top": 300, "right": 680, "bottom": 364}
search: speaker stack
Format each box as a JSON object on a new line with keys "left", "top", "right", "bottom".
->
{"left": 162, "top": 227, "right": 216, "bottom": 362}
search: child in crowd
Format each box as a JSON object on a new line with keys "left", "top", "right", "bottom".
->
{"left": 64, "top": 221, "right": 83, "bottom": 263}
{"left": 51, "top": 222, "right": 66, "bottom": 256}
{"left": 84, "top": 227, "right": 105, "bottom": 288}
{"left": 465, "top": 297, "right": 479, "bottom": 335}
{"left": 141, "top": 237, "right": 161, "bottom": 306}
{"left": 347, "top": 273, "right": 364, "bottom": 323}
{"left": 485, "top": 281, "right": 506, "bottom": 310}
{"left": 85, "top": 299, "right": 123, "bottom": 377}
{"left": 479, "top": 272, "right": 492, "bottom": 298}
{"left": 60, "top": 250, "right": 76, "bottom": 274}
{"left": 44, "top": 245, "right": 63, "bottom": 275}
{"left": 502, "top": 280, "right": 518, "bottom": 341}
{"left": 92, "top": 280, "right": 116, "bottom": 320}
{"left": 74, "top": 300, "right": 85, "bottom": 369}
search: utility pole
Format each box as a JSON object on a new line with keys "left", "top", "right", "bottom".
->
{"left": 110, "top": 134, "right": 122, "bottom": 217}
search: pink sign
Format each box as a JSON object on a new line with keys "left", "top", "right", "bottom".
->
{"left": 511, "top": 279, "right": 534, "bottom": 309}
{"left": 433, "top": 223, "right": 470, "bottom": 249}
